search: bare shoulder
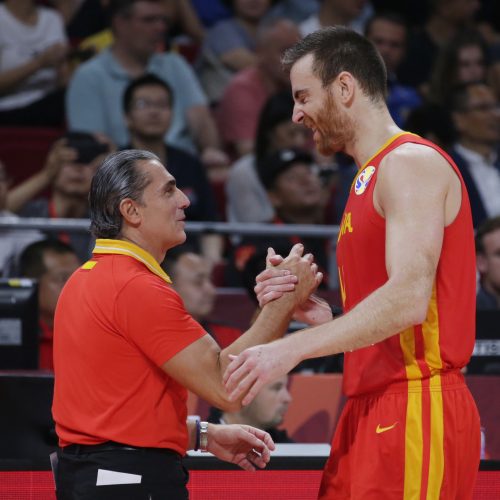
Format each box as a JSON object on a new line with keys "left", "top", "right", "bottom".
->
{"left": 379, "top": 142, "right": 454, "bottom": 181}
{"left": 374, "top": 142, "right": 458, "bottom": 217}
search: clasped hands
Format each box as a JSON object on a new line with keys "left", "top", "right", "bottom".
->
{"left": 222, "top": 244, "right": 332, "bottom": 406}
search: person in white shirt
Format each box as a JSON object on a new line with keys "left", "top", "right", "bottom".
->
{"left": 0, "top": 0, "right": 68, "bottom": 127}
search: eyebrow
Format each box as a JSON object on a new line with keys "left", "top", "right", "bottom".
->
{"left": 293, "top": 89, "right": 308, "bottom": 101}
{"left": 161, "top": 178, "right": 177, "bottom": 193}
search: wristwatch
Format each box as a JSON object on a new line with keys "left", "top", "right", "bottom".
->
{"left": 199, "top": 421, "right": 209, "bottom": 452}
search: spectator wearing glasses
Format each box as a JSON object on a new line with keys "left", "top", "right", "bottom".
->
{"left": 66, "top": 0, "right": 228, "bottom": 172}
{"left": 123, "top": 74, "right": 223, "bottom": 264}
{"left": 449, "top": 82, "right": 500, "bottom": 227}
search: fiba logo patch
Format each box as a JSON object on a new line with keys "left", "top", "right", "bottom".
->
{"left": 354, "top": 166, "right": 376, "bottom": 195}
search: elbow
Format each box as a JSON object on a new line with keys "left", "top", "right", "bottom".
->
{"left": 209, "top": 389, "right": 242, "bottom": 413}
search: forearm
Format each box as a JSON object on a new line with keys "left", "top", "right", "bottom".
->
{"left": 219, "top": 299, "right": 294, "bottom": 371}
{"left": 6, "top": 171, "right": 52, "bottom": 213}
{"left": 0, "top": 59, "right": 42, "bottom": 95}
{"left": 285, "top": 277, "right": 431, "bottom": 363}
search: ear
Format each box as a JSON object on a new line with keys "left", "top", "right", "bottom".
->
{"left": 476, "top": 253, "right": 488, "bottom": 275}
{"left": 119, "top": 198, "right": 142, "bottom": 227}
{"left": 336, "top": 71, "right": 355, "bottom": 105}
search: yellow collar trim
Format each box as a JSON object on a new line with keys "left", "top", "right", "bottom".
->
{"left": 93, "top": 239, "right": 172, "bottom": 284}
{"left": 358, "top": 131, "right": 419, "bottom": 172}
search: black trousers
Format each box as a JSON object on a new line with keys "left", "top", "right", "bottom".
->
{"left": 55, "top": 442, "right": 189, "bottom": 500}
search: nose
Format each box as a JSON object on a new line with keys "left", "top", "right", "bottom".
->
{"left": 177, "top": 188, "right": 190, "bottom": 209}
{"left": 282, "top": 388, "right": 292, "bottom": 404}
{"left": 292, "top": 104, "right": 304, "bottom": 124}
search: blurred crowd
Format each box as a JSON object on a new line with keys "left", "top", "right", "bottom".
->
{"left": 0, "top": 0, "right": 499, "bottom": 382}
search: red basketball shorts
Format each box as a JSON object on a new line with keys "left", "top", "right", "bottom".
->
{"left": 318, "top": 371, "right": 480, "bottom": 500}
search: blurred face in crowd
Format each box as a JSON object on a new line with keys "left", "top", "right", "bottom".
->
{"left": 171, "top": 252, "right": 216, "bottom": 322}
{"left": 456, "top": 44, "right": 486, "bottom": 84}
{"left": 270, "top": 120, "right": 309, "bottom": 152}
{"left": 234, "top": 0, "right": 272, "bottom": 22}
{"left": 366, "top": 18, "right": 406, "bottom": 74}
{"left": 477, "top": 227, "right": 500, "bottom": 297}
{"left": 115, "top": 1, "right": 167, "bottom": 57}
{"left": 258, "top": 20, "right": 301, "bottom": 87}
{"left": 126, "top": 84, "right": 172, "bottom": 140}
{"left": 240, "top": 376, "right": 292, "bottom": 429}
{"left": 53, "top": 158, "right": 99, "bottom": 199}
{"left": 454, "top": 84, "right": 500, "bottom": 147}
{"left": 269, "top": 161, "right": 323, "bottom": 216}
{"left": 324, "top": 0, "right": 367, "bottom": 21}
{"left": 38, "top": 250, "right": 80, "bottom": 326}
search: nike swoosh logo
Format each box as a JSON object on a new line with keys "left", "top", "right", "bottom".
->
{"left": 376, "top": 422, "right": 398, "bottom": 434}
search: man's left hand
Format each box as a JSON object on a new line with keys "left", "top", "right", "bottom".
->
{"left": 207, "top": 424, "right": 275, "bottom": 471}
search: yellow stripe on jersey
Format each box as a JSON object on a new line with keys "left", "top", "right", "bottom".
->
{"left": 400, "top": 327, "right": 424, "bottom": 499}
{"left": 93, "top": 239, "right": 172, "bottom": 284}
{"left": 81, "top": 260, "right": 97, "bottom": 270}
{"left": 423, "top": 283, "right": 444, "bottom": 499}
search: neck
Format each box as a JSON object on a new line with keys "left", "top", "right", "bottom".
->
{"left": 222, "top": 411, "right": 259, "bottom": 428}
{"left": 458, "top": 139, "right": 494, "bottom": 159}
{"left": 52, "top": 193, "right": 88, "bottom": 218}
{"left": 130, "top": 136, "right": 166, "bottom": 163}
{"left": 345, "top": 103, "right": 402, "bottom": 168}
{"left": 236, "top": 17, "right": 260, "bottom": 38}
{"left": 112, "top": 43, "right": 149, "bottom": 77}
{"left": 482, "top": 280, "right": 500, "bottom": 307}
{"left": 119, "top": 231, "right": 165, "bottom": 264}
{"left": 5, "top": 0, "right": 36, "bottom": 22}
{"left": 319, "top": 4, "right": 350, "bottom": 27}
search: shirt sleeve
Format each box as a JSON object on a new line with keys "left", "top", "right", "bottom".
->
{"left": 115, "top": 274, "right": 207, "bottom": 367}
{"left": 66, "top": 64, "right": 107, "bottom": 133}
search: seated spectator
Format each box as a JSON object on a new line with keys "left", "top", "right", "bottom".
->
{"left": 299, "top": 0, "right": 374, "bottom": 37}
{"left": 428, "top": 29, "right": 490, "bottom": 106}
{"left": 475, "top": 216, "right": 500, "bottom": 309}
{"left": 66, "top": 0, "right": 228, "bottom": 171}
{"left": 19, "top": 239, "right": 80, "bottom": 370}
{"left": 208, "top": 375, "right": 294, "bottom": 443}
{"left": 197, "top": 0, "right": 275, "bottom": 103}
{"left": 225, "top": 90, "right": 310, "bottom": 223}
{"left": 19, "top": 131, "right": 112, "bottom": 262}
{"left": 162, "top": 247, "right": 242, "bottom": 347}
{"left": 0, "top": 0, "right": 69, "bottom": 127}
{"left": 397, "top": 0, "right": 481, "bottom": 94}
{"left": 365, "top": 12, "right": 421, "bottom": 127}
{"left": 449, "top": 82, "right": 500, "bottom": 227}
{"left": 232, "top": 148, "right": 330, "bottom": 283}
{"left": 123, "top": 73, "right": 223, "bottom": 263}
{"left": 0, "top": 160, "right": 42, "bottom": 275}
{"left": 216, "top": 18, "right": 300, "bottom": 157}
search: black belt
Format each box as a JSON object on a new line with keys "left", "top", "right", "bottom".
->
{"left": 62, "top": 441, "right": 179, "bottom": 456}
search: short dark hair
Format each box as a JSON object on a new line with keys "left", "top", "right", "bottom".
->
{"left": 108, "top": 0, "right": 162, "bottom": 19}
{"left": 449, "top": 81, "right": 487, "bottom": 112}
{"left": 123, "top": 73, "right": 173, "bottom": 114}
{"left": 282, "top": 26, "right": 387, "bottom": 103}
{"left": 89, "top": 149, "right": 157, "bottom": 239}
{"left": 19, "top": 239, "right": 77, "bottom": 279}
{"left": 255, "top": 90, "right": 295, "bottom": 164}
{"left": 476, "top": 216, "right": 500, "bottom": 254}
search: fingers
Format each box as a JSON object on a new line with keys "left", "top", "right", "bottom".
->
{"left": 255, "top": 267, "right": 294, "bottom": 283}
{"left": 288, "top": 243, "right": 305, "bottom": 258}
{"left": 223, "top": 353, "right": 246, "bottom": 386}
{"left": 243, "top": 426, "right": 276, "bottom": 452}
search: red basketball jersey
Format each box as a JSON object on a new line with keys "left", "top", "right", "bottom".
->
{"left": 336, "top": 132, "right": 476, "bottom": 397}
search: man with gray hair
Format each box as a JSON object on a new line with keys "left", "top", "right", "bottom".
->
{"left": 51, "top": 149, "right": 321, "bottom": 499}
